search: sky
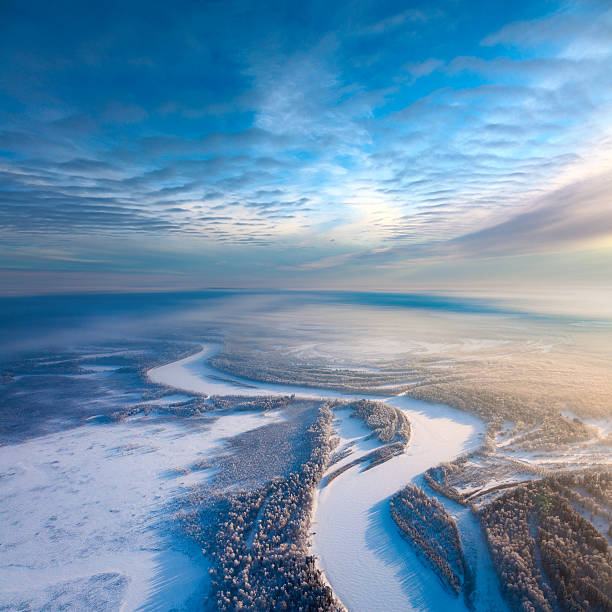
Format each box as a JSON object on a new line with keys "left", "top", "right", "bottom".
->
{"left": 1, "top": 0, "right": 611, "bottom": 304}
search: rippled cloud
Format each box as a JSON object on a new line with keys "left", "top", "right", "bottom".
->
{"left": 0, "top": 0, "right": 611, "bottom": 293}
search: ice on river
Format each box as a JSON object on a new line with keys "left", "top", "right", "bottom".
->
{"left": 310, "top": 398, "right": 486, "bottom": 612}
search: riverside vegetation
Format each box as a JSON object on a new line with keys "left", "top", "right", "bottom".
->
{"left": 390, "top": 484, "right": 473, "bottom": 603}
{"left": 179, "top": 401, "right": 342, "bottom": 611}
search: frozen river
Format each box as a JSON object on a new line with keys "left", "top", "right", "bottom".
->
{"left": 150, "top": 344, "right": 490, "bottom": 612}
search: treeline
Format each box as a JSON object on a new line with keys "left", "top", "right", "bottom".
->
{"left": 324, "top": 399, "right": 410, "bottom": 485}
{"left": 346, "top": 399, "right": 411, "bottom": 444}
{"left": 481, "top": 474, "right": 612, "bottom": 612}
{"left": 325, "top": 442, "right": 406, "bottom": 486}
{"left": 507, "top": 415, "right": 594, "bottom": 451}
{"left": 423, "top": 442, "right": 603, "bottom": 514}
{"left": 111, "top": 394, "right": 297, "bottom": 422}
{"left": 209, "top": 347, "right": 416, "bottom": 395}
{"left": 545, "top": 471, "right": 612, "bottom": 534}
{"left": 208, "top": 336, "right": 612, "bottom": 424}
{"left": 211, "top": 407, "right": 319, "bottom": 488}
{"left": 424, "top": 459, "right": 541, "bottom": 508}
{"left": 207, "top": 395, "right": 294, "bottom": 413}
{"left": 554, "top": 470, "right": 612, "bottom": 508}
{"left": 110, "top": 397, "right": 209, "bottom": 421}
{"left": 411, "top": 384, "right": 601, "bottom": 447}
{"left": 211, "top": 343, "right": 547, "bottom": 424}
{"left": 180, "top": 403, "right": 345, "bottom": 611}
{"left": 389, "top": 484, "right": 470, "bottom": 599}
{"left": 424, "top": 463, "right": 469, "bottom": 506}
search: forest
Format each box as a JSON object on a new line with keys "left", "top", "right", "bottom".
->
{"left": 389, "top": 484, "right": 472, "bottom": 601}
{"left": 179, "top": 402, "right": 345, "bottom": 611}
{"left": 481, "top": 472, "right": 612, "bottom": 612}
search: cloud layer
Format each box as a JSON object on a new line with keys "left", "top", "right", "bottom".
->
{"left": 0, "top": 0, "right": 611, "bottom": 293}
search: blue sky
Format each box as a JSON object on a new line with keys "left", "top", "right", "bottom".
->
{"left": 1, "top": 0, "right": 611, "bottom": 297}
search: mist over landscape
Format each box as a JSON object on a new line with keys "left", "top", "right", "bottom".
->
{"left": 1, "top": 1, "right": 611, "bottom": 611}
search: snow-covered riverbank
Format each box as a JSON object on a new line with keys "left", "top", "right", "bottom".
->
{"left": 148, "top": 344, "right": 355, "bottom": 399}
{"left": 148, "top": 344, "right": 488, "bottom": 612}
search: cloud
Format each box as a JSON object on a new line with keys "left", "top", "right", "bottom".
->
{"left": 359, "top": 7, "right": 440, "bottom": 35}
{"left": 451, "top": 171, "right": 612, "bottom": 256}
{"left": 286, "top": 166, "right": 612, "bottom": 274}
{"left": 1, "top": 0, "right": 611, "bottom": 293}
{"left": 481, "top": 7, "right": 612, "bottom": 55}
{"left": 402, "top": 58, "right": 444, "bottom": 80}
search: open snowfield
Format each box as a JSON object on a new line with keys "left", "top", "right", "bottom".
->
{"left": 2, "top": 293, "right": 611, "bottom": 611}
{"left": 0, "top": 408, "right": 285, "bottom": 610}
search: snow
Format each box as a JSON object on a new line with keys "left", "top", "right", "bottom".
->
{"left": 310, "top": 398, "right": 486, "bottom": 612}
{"left": 324, "top": 406, "right": 382, "bottom": 471}
{"left": 1, "top": 342, "right": 490, "bottom": 612}
{"left": 506, "top": 447, "right": 612, "bottom": 467}
{"left": 148, "top": 344, "right": 358, "bottom": 399}
{"left": 561, "top": 410, "right": 612, "bottom": 440}
{"left": 421, "top": 480, "right": 510, "bottom": 611}
{"left": 0, "top": 409, "right": 284, "bottom": 611}
{"left": 569, "top": 501, "right": 612, "bottom": 548}
{"left": 147, "top": 345, "right": 489, "bottom": 612}
{"left": 81, "top": 364, "right": 122, "bottom": 372}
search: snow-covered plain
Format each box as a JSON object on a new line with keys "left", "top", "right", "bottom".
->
{"left": 0, "top": 405, "right": 284, "bottom": 610}
{"left": 150, "top": 344, "right": 491, "bottom": 612}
